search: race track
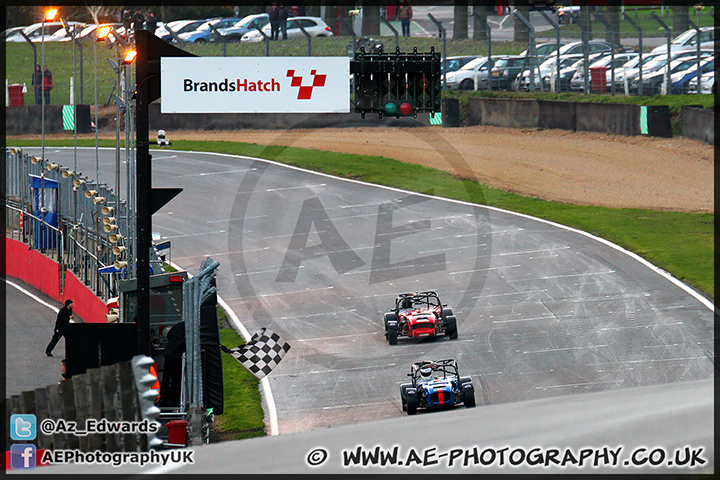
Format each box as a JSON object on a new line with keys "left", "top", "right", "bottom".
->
{"left": 16, "top": 145, "right": 714, "bottom": 436}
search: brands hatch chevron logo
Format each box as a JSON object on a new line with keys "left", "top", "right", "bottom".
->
{"left": 287, "top": 69, "right": 327, "bottom": 100}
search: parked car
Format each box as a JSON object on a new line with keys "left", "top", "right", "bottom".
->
{"left": 549, "top": 40, "right": 615, "bottom": 58}
{"left": 2, "top": 26, "right": 27, "bottom": 41}
{"left": 519, "top": 42, "right": 564, "bottom": 62}
{"left": 177, "top": 17, "right": 243, "bottom": 43}
{"left": 651, "top": 26, "right": 719, "bottom": 54}
{"left": 670, "top": 56, "right": 715, "bottom": 94}
{"left": 443, "top": 56, "right": 493, "bottom": 90}
{"left": 489, "top": 55, "right": 527, "bottom": 90}
{"left": 241, "top": 16, "right": 333, "bottom": 42}
{"left": 215, "top": 13, "right": 269, "bottom": 42}
{"left": 687, "top": 70, "right": 715, "bottom": 94}
{"left": 629, "top": 50, "right": 713, "bottom": 93}
{"left": 569, "top": 52, "right": 638, "bottom": 91}
{"left": 516, "top": 53, "right": 585, "bottom": 91}
{"left": 383, "top": 291, "right": 457, "bottom": 345}
{"left": 6, "top": 22, "right": 66, "bottom": 42}
{"left": 399, "top": 359, "right": 476, "bottom": 415}
{"left": 155, "top": 19, "right": 207, "bottom": 42}
{"left": 637, "top": 56, "right": 715, "bottom": 95}
{"left": 556, "top": 6, "right": 580, "bottom": 24}
{"left": 441, "top": 55, "right": 482, "bottom": 75}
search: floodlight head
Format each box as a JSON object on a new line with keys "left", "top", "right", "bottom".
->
{"left": 122, "top": 49, "right": 137, "bottom": 65}
{"left": 32, "top": 156, "right": 43, "bottom": 164}
{"left": 97, "top": 25, "right": 111, "bottom": 40}
{"left": 93, "top": 196, "right": 106, "bottom": 204}
{"left": 61, "top": 169, "right": 74, "bottom": 178}
{"left": 45, "top": 8, "right": 58, "bottom": 21}
{"left": 103, "top": 223, "right": 117, "bottom": 232}
{"left": 101, "top": 205, "right": 114, "bottom": 215}
{"left": 107, "top": 57, "right": 121, "bottom": 74}
{"left": 112, "top": 245, "right": 126, "bottom": 256}
{"left": 73, "top": 178, "right": 86, "bottom": 187}
{"left": 109, "top": 233, "right": 123, "bottom": 243}
{"left": 46, "top": 162, "right": 59, "bottom": 171}
{"left": 10, "top": 147, "right": 22, "bottom": 154}
{"left": 102, "top": 216, "right": 116, "bottom": 225}
{"left": 114, "top": 260, "right": 128, "bottom": 269}
{"left": 85, "top": 189, "right": 97, "bottom": 198}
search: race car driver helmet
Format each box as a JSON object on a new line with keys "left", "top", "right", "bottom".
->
{"left": 420, "top": 367, "right": 433, "bottom": 379}
{"left": 400, "top": 297, "right": 413, "bottom": 309}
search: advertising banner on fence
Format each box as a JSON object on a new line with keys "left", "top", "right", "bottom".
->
{"left": 161, "top": 57, "right": 350, "bottom": 113}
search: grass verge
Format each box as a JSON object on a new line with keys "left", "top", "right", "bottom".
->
{"left": 215, "top": 308, "right": 266, "bottom": 441}
{"left": 8, "top": 137, "right": 712, "bottom": 298}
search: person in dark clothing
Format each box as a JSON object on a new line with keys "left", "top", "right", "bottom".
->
{"left": 269, "top": 3, "right": 280, "bottom": 41}
{"left": 146, "top": 11, "right": 158, "bottom": 34}
{"left": 132, "top": 10, "right": 145, "bottom": 33}
{"left": 278, "top": 3, "right": 290, "bottom": 40}
{"left": 159, "top": 322, "right": 186, "bottom": 407}
{"left": 122, "top": 9, "right": 132, "bottom": 35}
{"left": 46, "top": 299, "right": 73, "bottom": 357}
{"left": 42, "top": 64, "right": 53, "bottom": 105}
{"left": 32, "top": 64, "right": 43, "bottom": 105}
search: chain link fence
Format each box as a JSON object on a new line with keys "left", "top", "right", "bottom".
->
{"left": 5, "top": 147, "right": 131, "bottom": 301}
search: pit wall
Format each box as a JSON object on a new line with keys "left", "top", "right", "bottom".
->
{"left": 5, "top": 237, "right": 107, "bottom": 323}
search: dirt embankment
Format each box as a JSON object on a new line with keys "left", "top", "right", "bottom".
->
{"left": 10, "top": 125, "right": 713, "bottom": 213}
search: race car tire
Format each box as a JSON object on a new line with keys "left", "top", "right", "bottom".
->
{"left": 384, "top": 312, "right": 397, "bottom": 331}
{"left": 445, "top": 315, "right": 458, "bottom": 340}
{"left": 406, "top": 395, "right": 419, "bottom": 415}
{"left": 463, "top": 389, "right": 476, "bottom": 408}
{"left": 400, "top": 384, "right": 412, "bottom": 411}
{"left": 388, "top": 327, "right": 398, "bottom": 345}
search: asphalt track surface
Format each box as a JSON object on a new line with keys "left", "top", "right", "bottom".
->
{"left": 13, "top": 146, "right": 714, "bottom": 440}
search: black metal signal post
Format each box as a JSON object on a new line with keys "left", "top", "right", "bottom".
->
{"left": 350, "top": 46, "right": 441, "bottom": 118}
{"left": 134, "top": 30, "right": 193, "bottom": 355}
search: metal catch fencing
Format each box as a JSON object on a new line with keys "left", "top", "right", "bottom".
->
{"left": 5, "top": 147, "right": 132, "bottom": 301}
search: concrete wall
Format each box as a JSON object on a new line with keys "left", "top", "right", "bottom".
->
{"left": 538, "top": 100, "right": 576, "bottom": 131}
{"left": 467, "top": 97, "right": 539, "bottom": 128}
{"left": 681, "top": 106, "right": 714, "bottom": 145}
{"left": 575, "top": 103, "right": 640, "bottom": 136}
{"left": 5, "top": 104, "right": 91, "bottom": 135}
{"left": 5, "top": 237, "right": 107, "bottom": 323}
{"left": 148, "top": 102, "right": 430, "bottom": 131}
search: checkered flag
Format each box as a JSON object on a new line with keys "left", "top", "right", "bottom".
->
{"left": 221, "top": 328, "right": 291, "bottom": 379}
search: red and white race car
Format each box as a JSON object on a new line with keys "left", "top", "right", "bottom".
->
{"left": 383, "top": 291, "right": 458, "bottom": 345}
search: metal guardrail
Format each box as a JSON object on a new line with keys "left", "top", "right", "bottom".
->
{"left": 5, "top": 147, "right": 131, "bottom": 301}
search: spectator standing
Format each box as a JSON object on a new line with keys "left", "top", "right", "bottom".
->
{"left": 278, "top": 3, "right": 290, "bottom": 40}
{"left": 146, "top": 11, "right": 158, "bottom": 34}
{"left": 132, "top": 9, "right": 145, "bottom": 34}
{"left": 32, "top": 64, "right": 43, "bottom": 105}
{"left": 269, "top": 3, "right": 280, "bottom": 40}
{"left": 122, "top": 9, "right": 132, "bottom": 38}
{"left": 42, "top": 64, "right": 53, "bottom": 105}
{"left": 398, "top": 0, "right": 413, "bottom": 37}
{"left": 46, "top": 299, "right": 73, "bottom": 357}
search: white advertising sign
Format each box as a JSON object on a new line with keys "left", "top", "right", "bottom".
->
{"left": 160, "top": 57, "right": 349, "bottom": 113}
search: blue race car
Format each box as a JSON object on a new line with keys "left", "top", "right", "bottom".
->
{"left": 400, "top": 359, "right": 476, "bottom": 415}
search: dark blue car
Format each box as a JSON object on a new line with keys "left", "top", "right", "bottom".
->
{"left": 400, "top": 359, "right": 476, "bottom": 415}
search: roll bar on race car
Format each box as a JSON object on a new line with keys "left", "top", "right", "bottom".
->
{"left": 409, "top": 359, "right": 459, "bottom": 379}
{"left": 395, "top": 291, "right": 445, "bottom": 310}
